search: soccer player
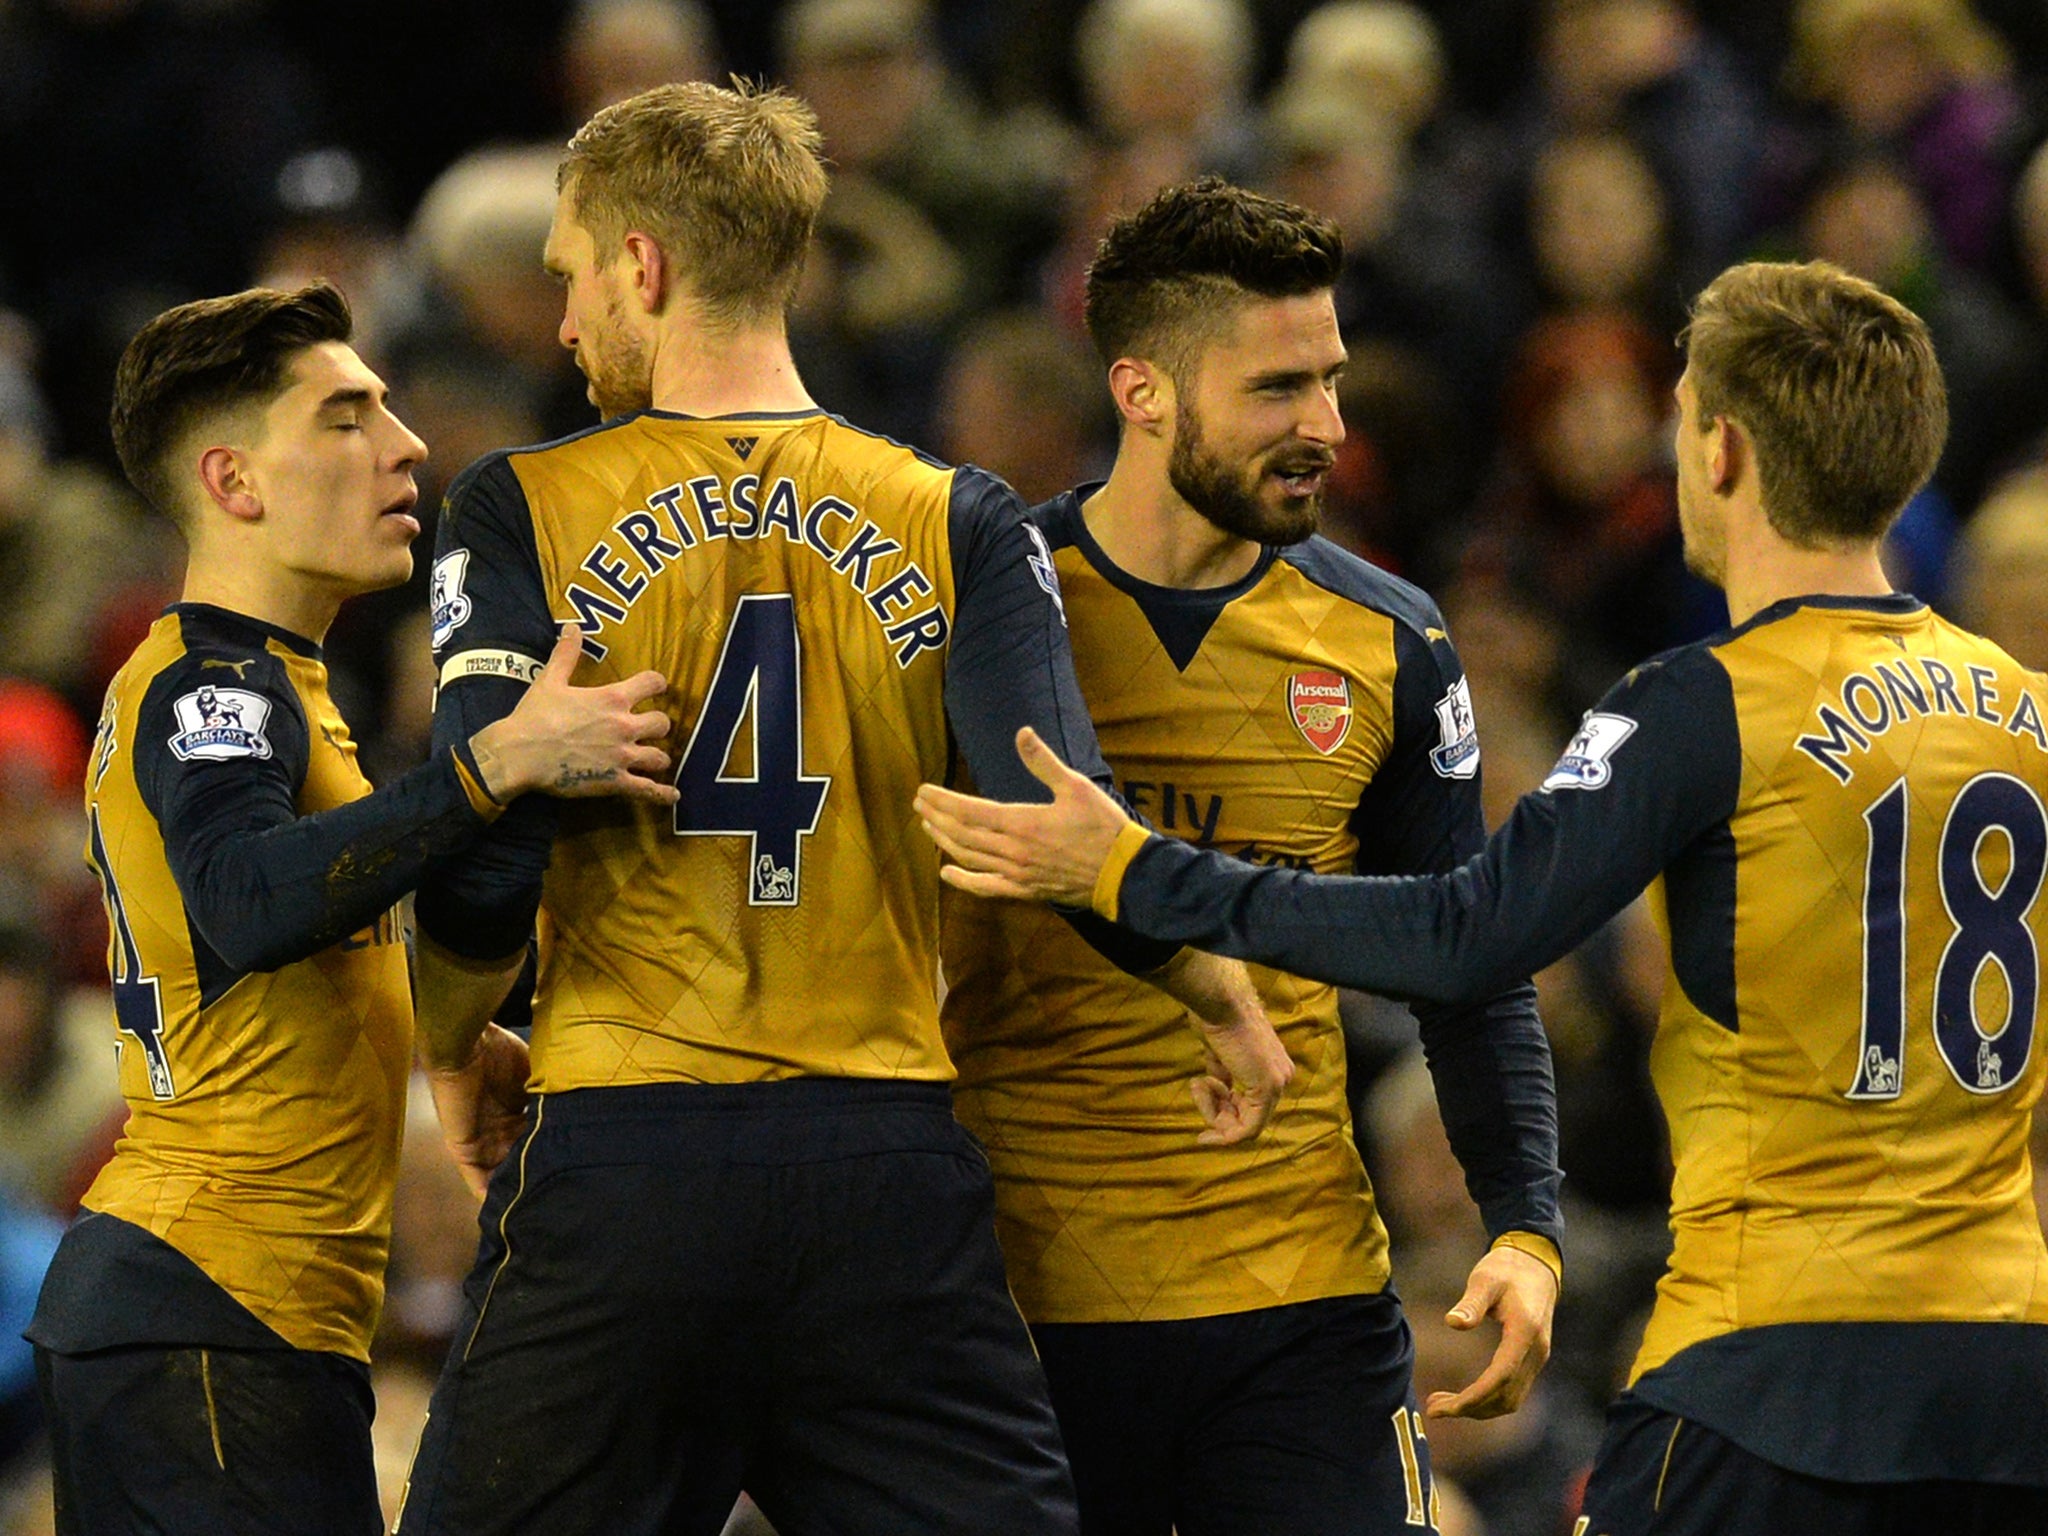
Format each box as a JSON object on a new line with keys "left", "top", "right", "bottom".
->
{"left": 918, "top": 259, "right": 2048, "bottom": 1532}
{"left": 26, "top": 283, "right": 677, "bottom": 1535}
{"left": 938, "top": 178, "right": 1563, "bottom": 1536}
{"left": 396, "top": 82, "right": 1288, "bottom": 1536}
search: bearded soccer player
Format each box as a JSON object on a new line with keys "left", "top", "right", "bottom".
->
{"left": 395, "top": 83, "right": 1287, "bottom": 1536}
{"left": 25, "top": 283, "right": 675, "bottom": 1536}
{"left": 938, "top": 179, "right": 1562, "bottom": 1536}
{"left": 920, "top": 260, "right": 2048, "bottom": 1533}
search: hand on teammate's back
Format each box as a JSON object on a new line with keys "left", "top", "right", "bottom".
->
{"left": 425, "top": 1022, "right": 533, "bottom": 1200}
{"left": 469, "top": 625, "right": 678, "bottom": 806}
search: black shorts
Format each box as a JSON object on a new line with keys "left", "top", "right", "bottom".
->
{"left": 1578, "top": 1395, "right": 2048, "bottom": 1536}
{"left": 35, "top": 1341, "right": 379, "bottom": 1536}
{"left": 1028, "top": 1291, "right": 1439, "bottom": 1536}
{"left": 395, "top": 1078, "right": 1076, "bottom": 1536}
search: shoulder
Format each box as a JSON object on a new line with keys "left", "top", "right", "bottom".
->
{"left": 1023, "top": 488, "right": 1089, "bottom": 553}
{"left": 134, "top": 613, "right": 302, "bottom": 769}
{"left": 1273, "top": 537, "right": 1446, "bottom": 643}
{"left": 444, "top": 415, "right": 654, "bottom": 528}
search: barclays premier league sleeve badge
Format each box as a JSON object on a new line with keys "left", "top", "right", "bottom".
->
{"left": 1542, "top": 712, "right": 1637, "bottom": 791}
{"left": 1429, "top": 676, "right": 1480, "bottom": 779}
{"left": 168, "top": 686, "right": 274, "bottom": 762}
{"left": 431, "top": 549, "right": 475, "bottom": 649}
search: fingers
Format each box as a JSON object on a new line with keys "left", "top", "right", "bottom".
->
{"left": 936, "top": 861, "right": 1033, "bottom": 901}
{"left": 541, "top": 624, "right": 586, "bottom": 682}
{"left": 1014, "top": 727, "right": 1070, "bottom": 795}
{"left": 1446, "top": 1269, "right": 1500, "bottom": 1331}
{"left": 1423, "top": 1322, "right": 1532, "bottom": 1420}
{"left": 613, "top": 668, "right": 669, "bottom": 708}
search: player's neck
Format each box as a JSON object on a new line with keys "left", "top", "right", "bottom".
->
{"left": 1081, "top": 453, "right": 1262, "bottom": 591}
{"left": 646, "top": 313, "right": 816, "bottom": 419}
{"left": 1722, "top": 532, "right": 1894, "bottom": 627}
{"left": 180, "top": 545, "right": 341, "bottom": 645}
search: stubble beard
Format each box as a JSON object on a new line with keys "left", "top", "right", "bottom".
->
{"left": 1167, "top": 398, "right": 1327, "bottom": 547}
{"left": 583, "top": 294, "right": 654, "bottom": 419}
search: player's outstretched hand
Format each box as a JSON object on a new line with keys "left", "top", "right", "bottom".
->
{"left": 1423, "top": 1244, "right": 1558, "bottom": 1421}
{"left": 914, "top": 727, "right": 1132, "bottom": 908}
{"left": 1147, "top": 949, "right": 1295, "bottom": 1145}
{"left": 471, "top": 625, "right": 678, "bottom": 806}
{"left": 425, "top": 1022, "right": 532, "bottom": 1201}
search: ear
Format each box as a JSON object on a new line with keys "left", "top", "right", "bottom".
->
{"left": 620, "top": 230, "right": 667, "bottom": 315}
{"left": 1107, "top": 357, "right": 1172, "bottom": 436}
{"left": 196, "top": 445, "right": 264, "bottom": 524}
{"left": 1706, "top": 414, "right": 1743, "bottom": 496}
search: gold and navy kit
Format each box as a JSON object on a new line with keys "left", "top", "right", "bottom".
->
{"left": 398, "top": 415, "right": 1169, "bottom": 1535}
{"left": 943, "top": 490, "right": 1561, "bottom": 1326}
{"left": 1101, "top": 593, "right": 2048, "bottom": 1488}
{"left": 417, "top": 410, "right": 1168, "bottom": 1083}
{"left": 27, "top": 603, "right": 500, "bottom": 1364}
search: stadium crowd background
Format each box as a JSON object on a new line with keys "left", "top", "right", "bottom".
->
{"left": 4, "top": 0, "right": 2048, "bottom": 1530}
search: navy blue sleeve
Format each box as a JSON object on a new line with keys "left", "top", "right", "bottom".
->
{"left": 135, "top": 647, "right": 487, "bottom": 977}
{"left": 1351, "top": 620, "right": 1560, "bottom": 1249}
{"left": 1116, "top": 643, "right": 1742, "bottom": 1001}
{"left": 415, "top": 453, "right": 562, "bottom": 962}
{"left": 944, "top": 466, "right": 1181, "bottom": 974}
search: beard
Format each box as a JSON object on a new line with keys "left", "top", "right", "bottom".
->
{"left": 1167, "top": 398, "right": 1331, "bottom": 546}
{"left": 580, "top": 291, "right": 654, "bottom": 419}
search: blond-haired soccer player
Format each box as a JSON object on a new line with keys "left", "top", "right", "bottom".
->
{"left": 396, "top": 82, "right": 1287, "bottom": 1535}
{"left": 26, "top": 283, "right": 673, "bottom": 1536}
{"left": 920, "top": 261, "right": 2048, "bottom": 1532}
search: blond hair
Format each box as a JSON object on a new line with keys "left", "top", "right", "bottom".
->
{"left": 1791, "top": 0, "right": 2010, "bottom": 98}
{"left": 1683, "top": 260, "right": 1947, "bottom": 546}
{"left": 559, "top": 79, "right": 829, "bottom": 323}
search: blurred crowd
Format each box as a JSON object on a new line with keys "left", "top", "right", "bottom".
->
{"left": 6, "top": 0, "right": 2048, "bottom": 1531}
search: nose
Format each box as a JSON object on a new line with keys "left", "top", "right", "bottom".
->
{"left": 390, "top": 412, "right": 429, "bottom": 470}
{"left": 1302, "top": 380, "right": 1345, "bottom": 449}
{"left": 559, "top": 304, "right": 578, "bottom": 351}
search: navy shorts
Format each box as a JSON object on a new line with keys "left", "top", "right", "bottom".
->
{"left": 1029, "top": 1290, "right": 1439, "bottom": 1536}
{"left": 395, "top": 1078, "right": 1076, "bottom": 1536}
{"left": 36, "top": 1341, "right": 380, "bottom": 1536}
{"left": 1578, "top": 1394, "right": 2048, "bottom": 1536}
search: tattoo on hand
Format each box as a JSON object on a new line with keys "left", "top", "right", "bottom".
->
{"left": 553, "top": 764, "right": 618, "bottom": 790}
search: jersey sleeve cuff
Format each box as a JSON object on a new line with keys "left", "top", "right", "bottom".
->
{"left": 449, "top": 745, "right": 507, "bottom": 821}
{"left": 1092, "top": 820, "right": 1154, "bottom": 922}
{"left": 1491, "top": 1230, "right": 1562, "bottom": 1287}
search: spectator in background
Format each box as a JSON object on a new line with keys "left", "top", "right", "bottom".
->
{"left": 1465, "top": 311, "right": 1686, "bottom": 680}
{"left": 562, "top": 0, "right": 718, "bottom": 126}
{"left": 1796, "top": 153, "right": 2027, "bottom": 545}
{"left": 1075, "top": 0, "right": 1259, "bottom": 181}
{"left": 1317, "top": 341, "right": 1472, "bottom": 587}
{"left": 0, "top": 344, "right": 177, "bottom": 710}
{"left": 935, "top": 311, "right": 1109, "bottom": 504}
{"left": 1514, "top": 0, "right": 1763, "bottom": 292}
{"left": 254, "top": 147, "right": 419, "bottom": 372}
{"left": 0, "top": 915, "right": 120, "bottom": 1222}
{"left": 1528, "top": 131, "right": 1682, "bottom": 337}
{"left": 0, "top": 1187, "right": 60, "bottom": 1477}
{"left": 1777, "top": 0, "right": 2021, "bottom": 272}
{"left": 398, "top": 145, "right": 587, "bottom": 441}
{"left": 1948, "top": 467, "right": 2048, "bottom": 671}
{"left": 0, "top": 685, "right": 101, "bottom": 992}
{"left": 784, "top": 0, "right": 1073, "bottom": 315}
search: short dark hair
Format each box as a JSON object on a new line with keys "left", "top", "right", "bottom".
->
{"left": 1683, "top": 260, "right": 1947, "bottom": 545}
{"left": 1083, "top": 177, "right": 1343, "bottom": 378}
{"left": 110, "top": 282, "right": 354, "bottom": 523}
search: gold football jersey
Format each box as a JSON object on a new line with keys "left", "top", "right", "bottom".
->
{"left": 1636, "top": 598, "right": 2048, "bottom": 1379}
{"left": 78, "top": 608, "right": 413, "bottom": 1360}
{"left": 944, "top": 494, "right": 1548, "bottom": 1324}
{"left": 426, "top": 412, "right": 1129, "bottom": 1091}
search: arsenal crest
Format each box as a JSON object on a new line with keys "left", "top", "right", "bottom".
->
{"left": 1289, "top": 671, "right": 1352, "bottom": 755}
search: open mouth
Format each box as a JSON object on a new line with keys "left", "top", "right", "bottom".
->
{"left": 1270, "top": 463, "right": 1332, "bottom": 498}
{"left": 380, "top": 487, "right": 422, "bottom": 536}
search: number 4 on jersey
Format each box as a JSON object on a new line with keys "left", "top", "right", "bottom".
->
{"left": 86, "top": 806, "right": 175, "bottom": 1100}
{"left": 674, "top": 594, "right": 831, "bottom": 906}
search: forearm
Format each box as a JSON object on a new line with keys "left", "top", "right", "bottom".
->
{"left": 175, "top": 749, "right": 495, "bottom": 973}
{"left": 1414, "top": 985, "right": 1564, "bottom": 1258}
{"left": 414, "top": 928, "right": 527, "bottom": 1070}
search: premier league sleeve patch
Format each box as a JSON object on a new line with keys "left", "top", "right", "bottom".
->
{"left": 1542, "top": 712, "right": 1637, "bottom": 791}
{"left": 431, "top": 549, "right": 475, "bottom": 649}
{"left": 1429, "top": 676, "right": 1481, "bottom": 779}
{"left": 168, "top": 686, "right": 274, "bottom": 762}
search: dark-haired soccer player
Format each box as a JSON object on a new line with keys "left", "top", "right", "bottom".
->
{"left": 396, "top": 82, "right": 1287, "bottom": 1536}
{"left": 920, "top": 259, "right": 2048, "bottom": 1533}
{"left": 938, "top": 177, "right": 1562, "bottom": 1536}
{"left": 26, "top": 282, "right": 676, "bottom": 1536}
